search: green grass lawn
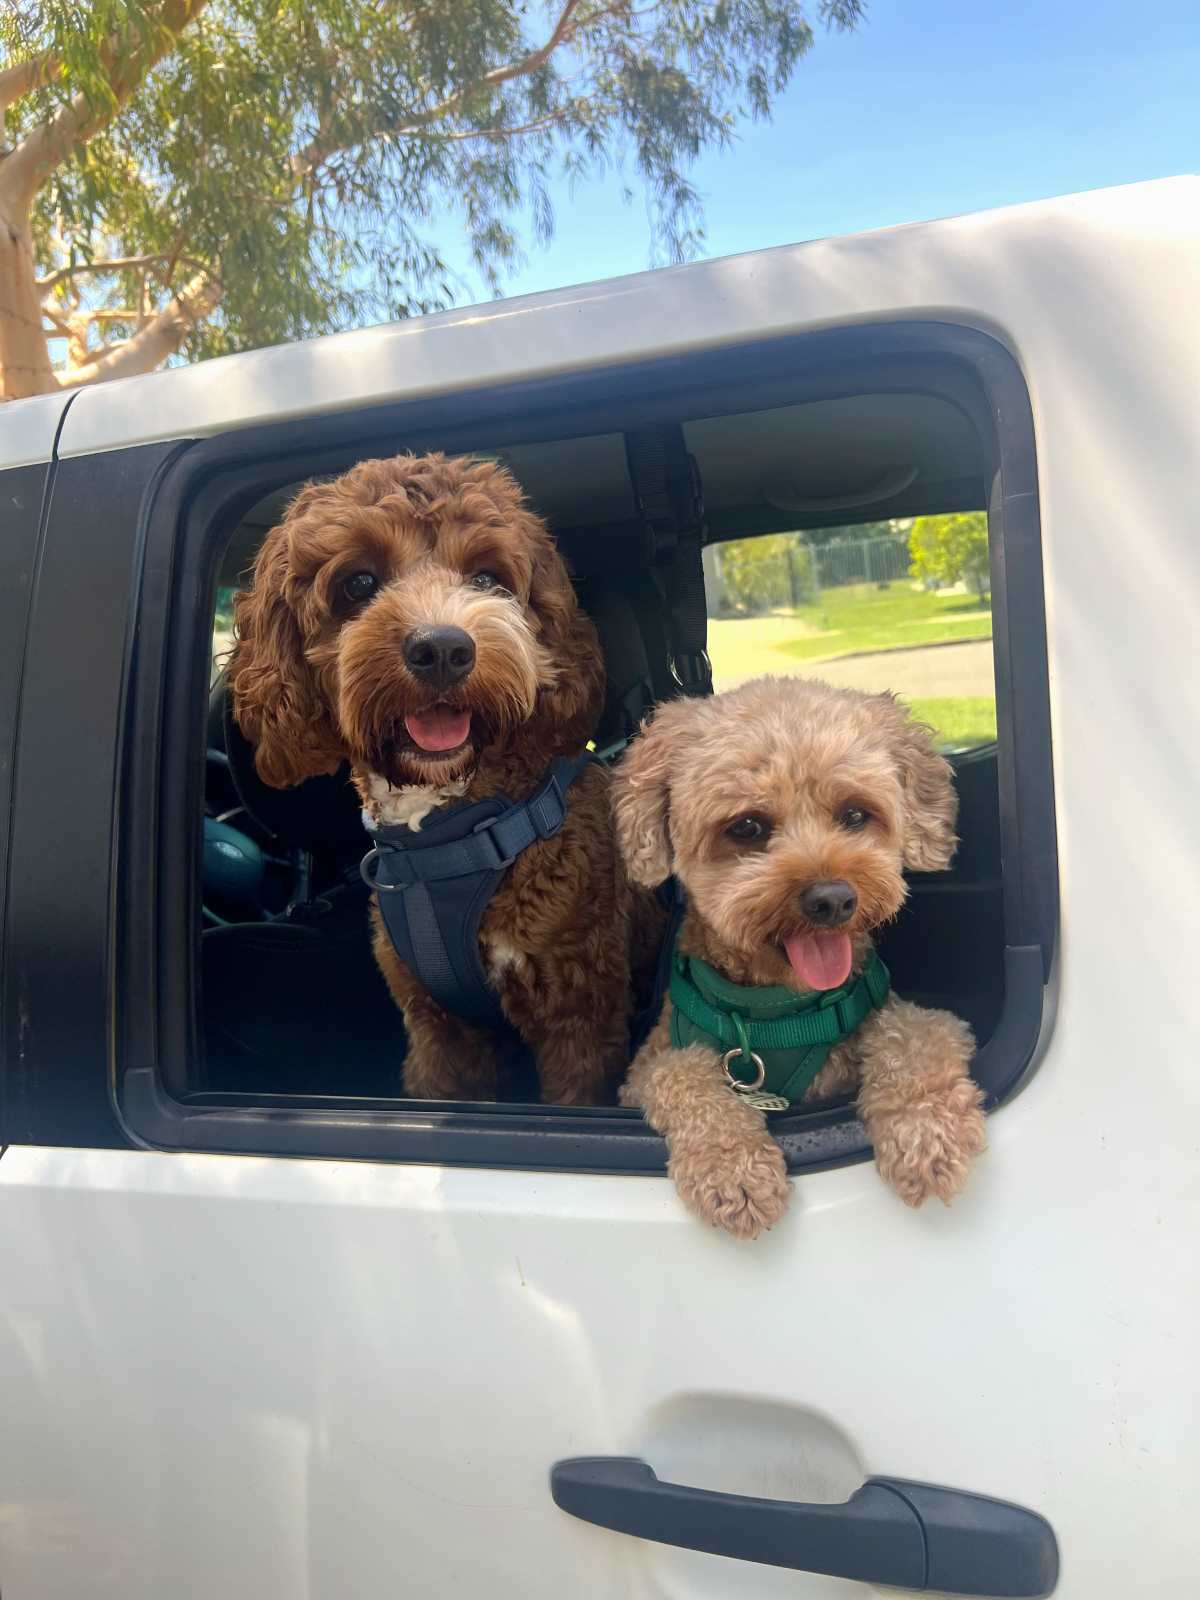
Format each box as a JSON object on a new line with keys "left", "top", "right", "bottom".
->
{"left": 773, "top": 582, "right": 992, "bottom": 663}
{"left": 707, "top": 582, "right": 997, "bottom": 751}
{"left": 902, "top": 696, "right": 997, "bottom": 751}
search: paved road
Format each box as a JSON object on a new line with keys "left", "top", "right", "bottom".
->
{"left": 807, "top": 638, "right": 995, "bottom": 698}
{"left": 711, "top": 630, "right": 994, "bottom": 699}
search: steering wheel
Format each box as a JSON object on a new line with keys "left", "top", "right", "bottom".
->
{"left": 203, "top": 748, "right": 301, "bottom": 925}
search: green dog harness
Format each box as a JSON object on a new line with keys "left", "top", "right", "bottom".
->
{"left": 669, "top": 945, "right": 891, "bottom": 1109}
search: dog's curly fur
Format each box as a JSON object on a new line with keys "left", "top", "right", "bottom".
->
{"left": 229, "top": 452, "right": 634, "bottom": 1106}
{"left": 613, "top": 675, "right": 986, "bottom": 1237}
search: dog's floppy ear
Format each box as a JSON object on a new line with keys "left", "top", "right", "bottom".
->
{"left": 877, "top": 695, "right": 958, "bottom": 872}
{"left": 229, "top": 525, "right": 344, "bottom": 790}
{"left": 611, "top": 698, "right": 697, "bottom": 886}
{"left": 526, "top": 522, "right": 605, "bottom": 742}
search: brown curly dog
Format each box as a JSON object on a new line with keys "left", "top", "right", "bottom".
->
{"left": 230, "top": 452, "right": 634, "bottom": 1106}
{"left": 612, "top": 675, "right": 987, "bottom": 1237}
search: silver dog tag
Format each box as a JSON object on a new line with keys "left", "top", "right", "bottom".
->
{"left": 738, "top": 1090, "right": 791, "bottom": 1113}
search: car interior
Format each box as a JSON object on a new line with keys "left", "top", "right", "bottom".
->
{"left": 199, "top": 389, "right": 1003, "bottom": 1106}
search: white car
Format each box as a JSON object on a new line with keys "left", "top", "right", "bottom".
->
{"left": 1, "top": 175, "right": 1197, "bottom": 1599}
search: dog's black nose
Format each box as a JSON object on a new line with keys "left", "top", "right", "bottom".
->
{"left": 403, "top": 625, "right": 476, "bottom": 688}
{"left": 800, "top": 879, "right": 858, "bottom": 927}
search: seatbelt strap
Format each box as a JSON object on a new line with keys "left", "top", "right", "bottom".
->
{"left": 361, "top": 754, "right": 593, "bottom": 1033}
{"left": 577, "top": 573, "right": 662, "bottom": 753}
{"left": 625, "top": 426, "right": 713, "bottom": 698}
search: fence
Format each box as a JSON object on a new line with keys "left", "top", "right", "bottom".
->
{"left": 812, "top": 534, "right": 910, "bottom": 590}
{"left": 709, "top": 531, "right": 912, "bottom": 617}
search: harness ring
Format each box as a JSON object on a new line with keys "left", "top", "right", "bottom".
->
{"left": 359, "top": 846, "right": 383, "bottom": 891}
{"left": 721, "top": 1047, "right": 766, "bottom": 1094}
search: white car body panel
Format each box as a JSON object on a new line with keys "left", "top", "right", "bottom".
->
{"left": 0, "top": 390, "right": 72, "bottom": 471}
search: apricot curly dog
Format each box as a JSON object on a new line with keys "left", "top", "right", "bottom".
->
{"left": 230, "top": 452, "right": 633, "bottom": 1106}
{"left": 613, "top": 675, "right": 987, "bottom": 1237}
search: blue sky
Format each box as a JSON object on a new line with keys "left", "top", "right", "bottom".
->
{"left": 443, "top": 0, "right": 1198, "bottom": 302}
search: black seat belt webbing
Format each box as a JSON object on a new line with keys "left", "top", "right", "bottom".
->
{"left": 625, "top": 425, "right": 713, "bottom": 698}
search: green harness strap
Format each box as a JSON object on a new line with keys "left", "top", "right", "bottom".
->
{"left": 669, "top": 946, "right": 891, "bottom": 1106}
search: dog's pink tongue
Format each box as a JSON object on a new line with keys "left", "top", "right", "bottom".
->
{"left": 783, "top": 931, "right": 853, "bottom": 990}
{"left": 404, "top": 708, "right": 471, "bottom": 753}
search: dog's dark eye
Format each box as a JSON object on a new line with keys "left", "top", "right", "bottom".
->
{"left": 726, "top": 814, "right": 772, "bottom": 844}
{"left": 837, "top": 805, "right": 871, "bottom": 831}
{"left": 342, "top": 571, "right": 378, "bottom": 603}
{"left": 468, "top": 570, "right": 503, "bottom": 591}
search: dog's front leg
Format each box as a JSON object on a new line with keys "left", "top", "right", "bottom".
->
{"left": 855, "top": 997, "right": 986, "bottom": 1207}
{"left": 620, "top": 1005, "right": 791, "bottom": 1238}
{"left": 502, "top": 940, "right": 630, "bottom": 1107}
{"left": 401, "top": 998, "right": 504, "bottom": 1101}
{"left": 371, "top": 907, "right": 501, "bottom": 1100}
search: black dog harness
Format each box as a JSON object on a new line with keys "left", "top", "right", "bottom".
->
{"left": 360, "top": 754, "right": 593, "bottom": 1033}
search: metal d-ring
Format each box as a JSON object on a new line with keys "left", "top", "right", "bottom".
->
{"left": 721, "top": 1047, "right": 766, "bottom": 1094}
{"left": 359, "top": 846, "right": 381, "bottom": 890}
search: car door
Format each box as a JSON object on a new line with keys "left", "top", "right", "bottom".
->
{"left": 0, "top": 390, "right": 74, "bottom": 1019}
{"left": 2, "top": 182, "right": 1197, "bottom": 1600}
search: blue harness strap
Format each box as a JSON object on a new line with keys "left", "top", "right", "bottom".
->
{"left": 361, "top": 754, "right": 593, "bottom": 1033}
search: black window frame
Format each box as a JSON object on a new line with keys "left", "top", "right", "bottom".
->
{"left": 96, "top": 319, "right": 1056, "bottom": 1169}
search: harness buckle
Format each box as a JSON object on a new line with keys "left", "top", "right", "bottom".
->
{"left": 470, "top": 816, "right": 522, "bottom": 871}
{"left": 670, "top": 649, "right": 713, "bottom": 694}
{"left": 532, "top": 772, "right": 568, "bottom": 839}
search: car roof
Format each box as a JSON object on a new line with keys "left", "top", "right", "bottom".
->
{"left": 42, "top": 176, "right": 1196, "bottom": 468}
{"left": 2, "top": 176, "right": 1192, "bottom": 477}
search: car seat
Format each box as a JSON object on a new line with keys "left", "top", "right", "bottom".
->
{"left": 201, "top": 675, "right": 408, "bottom": 1097}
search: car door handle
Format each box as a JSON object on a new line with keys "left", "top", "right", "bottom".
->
{"left": 551, "top": 1457, "right": 1058, "bottom": 1597}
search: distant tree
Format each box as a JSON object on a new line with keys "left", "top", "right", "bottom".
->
{"left": 0, "top": 0, "right": 866, "bottom": 399}
{"left": 717, "top": 532, "right": 815, "bottom": 614}
{"left": 908, "top": 512, "right": 991, "bottom": 601}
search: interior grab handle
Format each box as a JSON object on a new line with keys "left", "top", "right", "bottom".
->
{"left": 550, "top": 1456, "right": 1058, "bottom": 1597}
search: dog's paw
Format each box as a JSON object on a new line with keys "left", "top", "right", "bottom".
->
{"left": 670, "top": 1135, "right": 791, "bottom": 1239}
{"left": 873, "top": 1086, "right": 987, "bottom": 1208}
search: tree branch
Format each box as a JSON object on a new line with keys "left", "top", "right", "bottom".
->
{"left": 393, "top": 107, "right": 575, "bottom": 144}
{"left": 4, "top": 0, "right": 210, "bottom": 206}
{"left": 76, "top": 306, "right": 143, "bottom": 321}
{"left": 37, "top": 250, "right": 206, "bottom": 293}
{"left": 475, "top": 0, "right": 585, "bottom": 89}
{"left": 0, "top": 51, "right": 57, "bottom": 114}
{"left": 62, "top": 268, "right": 221, "bottom": 386}
{"left": 0, "top": 4, "right": 185, "bottom": 115}
{"left": 41, "top": 303, "right": 72, "bottom": 336}
{"left": 292, "top": 0, "right": 620, "bottom": 179}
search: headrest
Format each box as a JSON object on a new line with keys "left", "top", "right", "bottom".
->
{"left": 211, "top": 673, "right": 366, "bottom": 861}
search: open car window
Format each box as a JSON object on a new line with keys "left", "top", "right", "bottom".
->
{"left": 109, "top": 321, "right": 1055, "bottom": 1170}
{"left": 705, "top": 517, "right": 996, "bottom": 755}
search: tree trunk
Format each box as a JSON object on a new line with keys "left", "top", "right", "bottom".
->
{"left": 0, "top": 187, "right": 56, "bottom": 399}
{"left": 64, "top": 270, "right": 222, "bottom": 387}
